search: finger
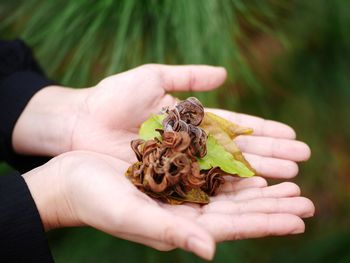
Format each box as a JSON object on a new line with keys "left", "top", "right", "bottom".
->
{"left": 197, "top": 213, "right": 305, "bottom": 242}
{"left": 235, "top": 136, "right": 311, "bottom": 161}
{"left": 206, "top": 108, "right": 296, "bottom": 139}
{"left": 151, "top": 64, "right": 227, "bottom": 92}
{"left": 117, "top": 232, "right": 176, "bottom": 251}
{"left": 203, "top": 197, "right": 315, "bottom": 218}
{"left": 211, "top": 182, "right": 301, "bottom": 202}
{"left": 244, "top": 153, "right": 299, "bottom": 179}
{"left": 121, "top": 200, "right": 215, "bottom": 260}
{"left": 218, "top": 176, "right": 267, "bottom": 193}
{"left": 163, "top": 182, "right": 302, "bottom": 215}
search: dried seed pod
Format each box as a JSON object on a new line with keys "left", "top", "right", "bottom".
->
{"left": 162, "top": 131, "right": 191, "bottom": 152}
{"left": 201, "top": 167, "right": 228, "bottom": 196}
{"left": 188, "top": 125, "right": 207, "bottom": 158}
{"left": 163, "top": 98, "right": 207, "bottom": 158}
{"left": 175, "top": 97, "right": 204, "bottom": 126}
{"left": 143, "top": 140, "right": 158, "bottom": 156}
{"left": 144, "top": 165, "right": 168, "bottom": 193}
{"left": 126, "top": 162, "right": 144, "bottom": 186}
{"left": 163, "top": 107, "right": 181, "bottom": 132}
{"left": 131, "top": 139, "right": 145, "bottom": 161}
{"left": 163, "top": 97, "right": 204, "bottom": 130}
{"left": 184, "top": 162, "right": 205, "bottom": 188}
{"left": 163, "top": 152, "right": 190, "bottom": 185}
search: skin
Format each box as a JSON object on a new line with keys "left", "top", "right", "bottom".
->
{"left": 13, "top": 64, "right": 314, "bottom": 260}
{"left": 12, "top": 64, "right": 311, "bottom": 179}
{"left": 23, "top": 151, "right": 314, "bottom": 260}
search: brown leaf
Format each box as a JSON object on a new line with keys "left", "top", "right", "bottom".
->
{"left": 169, "top": 188, "right": 210, "bottom": 204}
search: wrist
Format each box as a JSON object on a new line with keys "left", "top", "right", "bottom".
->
{"left": 22, "top": 156, "right": 82, "bottom": 231}
{"left": 12, "top": 85, "right": 88, "bottom": 156}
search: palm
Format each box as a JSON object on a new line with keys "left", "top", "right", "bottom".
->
{"left": 71, "top": 64, "right": 311, "bottom": 179}
{"left": 72, "top": 65, "right": 177, "bottom": 161}
{"left": 65, "top": 152, "right": 314, "bottom": 258}
{"left": 159, "top": 177, "right": 313, "bottom": 243}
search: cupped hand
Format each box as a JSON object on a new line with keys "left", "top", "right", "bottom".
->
{"left": 70, "top": 64, "right": 311, "bottom": 179}
{"left": 69, "top": 64, "right": 227, "bottom": 161}
{"left": 13, "top": 64, "right": 311, "bottom": 179}
{"left": 23, "top": 151, "right": 314, "bottom": 260}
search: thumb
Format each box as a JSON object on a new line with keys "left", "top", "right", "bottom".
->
{"left": 142, "top": 64, "right": 227, "bottom": 92}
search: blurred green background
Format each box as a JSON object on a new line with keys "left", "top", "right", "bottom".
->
{"left": 1, "top": 0, "right": 349, "bottom": 262}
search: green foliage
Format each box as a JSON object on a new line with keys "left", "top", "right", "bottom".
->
{"left": 272, "top": 0, "right": 350, "bottom": 140}
{"left": 0, "top": 0, "right": 286, "bottom": 89}
{"left": 198, "top": 135, "right": 254, "bottom": 177}
{"left": 139, "top": 114, "right": 165, "bottom": 140}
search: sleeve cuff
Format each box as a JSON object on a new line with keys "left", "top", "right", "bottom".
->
{"left": 0, "top": 70, "right": 54, "bottom": 172}
{"left": 0, "top": 172, "right": 54, "bottom": 262}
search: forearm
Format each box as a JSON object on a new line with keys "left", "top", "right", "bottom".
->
{"left": 12, "top": 85, "right": 88, "bottom": 156}
{"left": 0, "top": 172, "right": 54, "bottom": 262}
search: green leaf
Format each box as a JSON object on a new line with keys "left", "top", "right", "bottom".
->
{"left": 139, "top": 114, "right": 165, "bottom": 141}
{"left": 138, "top": 113, "right": 254, "bottom": 177}
{"left": 200, "top": 112, "right": 256, "bottom": 174}
{"left": 198, "top": 135, "right": 254, "bottom": 177}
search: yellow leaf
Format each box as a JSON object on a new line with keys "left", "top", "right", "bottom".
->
{"left": 200, "top": 112, "right": 256, "bottom": 174}
{"left": 202, "top": 112, "right": 253, "bottom": 139}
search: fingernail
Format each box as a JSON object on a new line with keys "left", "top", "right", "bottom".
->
{"left": 304, "top": 211, "right": 315, "bottom": 218}
{"left": 292, "top": 228, "right": 304, "bottom": 234}
{"left": 187, "top": 236, "right": 215, "bottom": 260}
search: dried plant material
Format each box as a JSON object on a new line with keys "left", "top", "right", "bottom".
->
{"left": 163, "top": 97, "right": 207, "bottom": 158}
{"left": 126, "top": 130, "right": 207, "bottom": 200}
{"left": 170, "top": 188, "right": 210, "bottom": 204}
{"left": 168, "top": 97, "right": 205, "bottom": 126}
{"left": 201, "top": 167, "right": 227, "bottom": 196}
{"left": 144, "top": 188, "right": 209, "bottom": 205}
{"left": 201, "top": 112, "right": 253, "bottom": 139}
{"left": 126, "top": 97, "right": 255, "bottom": 204}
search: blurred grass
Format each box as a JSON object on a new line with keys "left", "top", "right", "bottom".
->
{"left": 0, "top": 0, "right": 287, "bottom": 90}
{"left": 1, "top": 0, "right": 350, "bottom": 262}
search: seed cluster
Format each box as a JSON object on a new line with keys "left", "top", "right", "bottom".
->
{"left": 126, "top": 97, "right": 228, "bottom": 204}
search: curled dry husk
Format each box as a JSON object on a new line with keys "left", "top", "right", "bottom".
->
{"left": 126, "top": 97, "right": 243, "bottom": 204}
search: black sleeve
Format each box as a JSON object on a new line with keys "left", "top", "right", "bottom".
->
{"left": 0, "top": 172, "right": 54, "bottom": 262}
{"left": 0, "top": 39, "right": 54, "bottom": 173}
{"left": 0, "top": 40, "right": 55, "bottom": 262}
